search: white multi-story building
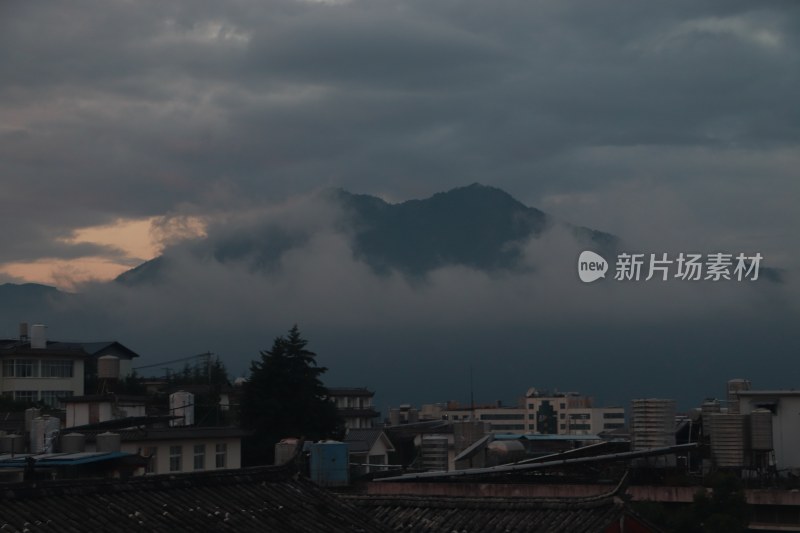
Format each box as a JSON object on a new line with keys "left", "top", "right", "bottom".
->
{"left": 420, "top": 388, "right": 625, "bottom": 436}
{"left": 328, "top": 387, "right": 380, "bottom": 429}
{"left": 736, "top": 389, "right": 800, "bottom": 472}
{"left": 0, "top": 323, "right": 140, "bottom": 407}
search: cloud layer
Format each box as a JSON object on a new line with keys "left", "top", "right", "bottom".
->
{"left": 2, "top": 0, "right": 798, "bottom": 407}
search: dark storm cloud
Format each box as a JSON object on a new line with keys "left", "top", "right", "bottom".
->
{"left": 2, "top": 0, "right": 799, "bottom": 405}
{"left": 3, "top": 0, "right": 798, "bottom": 244}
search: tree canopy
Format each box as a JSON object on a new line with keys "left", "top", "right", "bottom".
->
{"left": 241, "top": 325, "right": 342, "bottom": 465}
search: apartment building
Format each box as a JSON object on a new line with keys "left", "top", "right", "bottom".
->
{"left": 0, "top": 323, "right": 139, "bottom": 406}
{"left": 420, "top": 388, "right": 625, "bottom": 436}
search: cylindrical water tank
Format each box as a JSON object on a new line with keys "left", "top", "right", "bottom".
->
{"left": 750, "top": 409, "right": 773, "bottom": 451}
{"left": 61, "top": 433, "right": 86, "bottom": 454}
{"left": 169, "top": 391, "right": 195, "bottom": 427}
{"left": 97, "top": 355, "right": 121, "bottom": 379}
{"left": 25, "top": 408, "right": 41, "bottom": 432}
{"left": 0, "top": 434, "right": 24, "bottom": 454}
{"left": 274, "top": 438, "right": 300, "bottom": 465}
{"left": 710, "top": 413, "right": 746, "bottom": 468}
{"left": 727, "top": 379, "right": 751, "bottom": 415}
{"left": 30, "top": 324, "right": 47, "bottom": 349}
{"left": 30, "top": 416, "right": 60, "bottom": 454}
{"left": 701, "top": 400, "right": 721, "bottom": 431}
{"left": 631, "top": 399, "right": 676, "bottom": 450}
{"left": 97, "top": 432, "right": 121, "bottom": 453}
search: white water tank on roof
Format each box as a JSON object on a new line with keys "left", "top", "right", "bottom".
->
{"left": 97, "top": 432, "right": 121, "bottom": 453}
{"left": 25, "top": 408, "right": 41, "bottom": 432}
{"left": 30, "top": 324, "right": 47, "bottom": 349}
{"left": 61, "top": 433, "right": 86, "bottom": 454}
{"left": 98, "top": 355, "right": 121, "bottom": 379}
{"left": 170, "top": 391, "right": 195, "bottom": 427}
{"left": 30, "top": 416, "right": 60, "bottom": 454}
{"left": 0, "top": 434, "right": 24, "bottom": 454}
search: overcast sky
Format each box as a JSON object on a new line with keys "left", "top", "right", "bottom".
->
{"left": 1, "top": 0, "right": 798, "bottom": 407}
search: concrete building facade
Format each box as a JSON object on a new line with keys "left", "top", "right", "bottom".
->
{"left": 419, "top": 388, "right": 625, "bottom": 436}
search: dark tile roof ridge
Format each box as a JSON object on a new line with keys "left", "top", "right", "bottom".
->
{"left": 345, "top": 428, "right": 382, "bottom": 440}
{"left": 344, "top": 493, "right": 619, "bottom": 510}
{"left": 0, "top": 463, "right": 301, "bottom": 500}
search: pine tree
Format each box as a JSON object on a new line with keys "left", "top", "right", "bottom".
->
{"left": 241, "top": 325, "right": 342, "bottom": 465}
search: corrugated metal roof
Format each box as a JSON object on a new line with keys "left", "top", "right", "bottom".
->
{"left": 380, "top": 442, "right": 699, "bottom": 482}
{"left": 0, "top": 451, "right": 134, "bottom": 467}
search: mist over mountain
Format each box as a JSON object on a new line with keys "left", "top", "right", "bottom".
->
{"left": 1, "top": 185, "right": 798, "bottom": 411}
{"left": 116, "top": 183, "right": 617, "bottom": 285}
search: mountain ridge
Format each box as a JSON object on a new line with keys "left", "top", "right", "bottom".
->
{"left": 116, "top": 183, "right": 618, "bottom": 284}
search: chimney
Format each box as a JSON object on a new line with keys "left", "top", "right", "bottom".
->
{"left": 19, "top": 322, "right": 29, "bottom": 342}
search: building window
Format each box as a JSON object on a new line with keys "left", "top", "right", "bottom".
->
{"left": 169, "top": 445, "right": 182, "bottom": 472}
{"left": 194, "top": 444, "right": 205, "bottom": 470}
{"left": 559, "top": 403, "right": 566, "bottom": 409}
{"left": 3, "top": 359, "right": 39, "bottom": 378}
{"left": 215, "top": 443, "right": 227, "bottom": 468}
{"left": 145, "top": 447, "right": 158, "bottom": 474}
{"left": 480, "top": 414, "right": 525, "bottom": 421}
{"left": 603, "top": 412, "right": 625, "bottom": 419}
{"left": 39, "top": 390, "right": 73, "bottom": 407}
{"left": 14, "top": 391, "right": 38, "bottom": 403}
{"left": 40, "top": 360, "right": 73, "bottom": 378}
{"left": 491, "top": 424, "right": 525, "bottom": 431}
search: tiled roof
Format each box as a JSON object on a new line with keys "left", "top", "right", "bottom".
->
{"left": 75, "top": 426, "right": 249, "bottom": 442}
{"left": 79, "top": 341, "right": 140, "bottom": 358}
{"left": 0, "top": 341, "right": 88, "bottom": 357}
{"left": 348, "top": 494, "right": 625, "bottom": 533}
{"left": 0, "top": 451, "right": 143, "bottom": 468}
{"left": 345, "top": 429, "right": 393, "bottom": 454}
{"left": 0, "top": 340, "right": 139, "bottom": 358}
{"left": 338, "top": 408, "right": 381, "bottom": 418}
{"left": 0, "top": 464, "right": 390, "bottom": 532}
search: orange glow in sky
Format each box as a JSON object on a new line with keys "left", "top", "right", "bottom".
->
{"left": 0, "top": 216, "right": 205, "bottom": 291}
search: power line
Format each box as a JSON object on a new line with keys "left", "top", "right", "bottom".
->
{"left": 133, "top": 352, "right": 213, "bottom": 371}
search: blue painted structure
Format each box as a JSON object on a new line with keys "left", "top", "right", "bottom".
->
{"left": 308, "top": 441, "right": 349, "bottom": 487}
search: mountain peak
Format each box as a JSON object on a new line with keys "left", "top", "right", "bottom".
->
{"left": 117, "top": 184, "right": 617, "bottom": 284}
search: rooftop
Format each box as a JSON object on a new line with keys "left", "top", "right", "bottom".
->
{"left": 347, "top": 494, "right": 637, "bottom": 533}
{"left": 328, "top": 387, "right": 375, "bottom": 397}
{"left": 0, "top": 463, "right": 389, "bottom": 532}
